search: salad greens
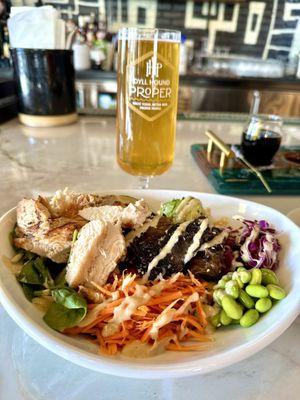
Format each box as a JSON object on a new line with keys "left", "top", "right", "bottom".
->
{"left": 43, "top": 288, "right": 87, "bottom": 332}
{"left": 159, "top": 196, "right": 206, "bottom": 223}
{"left": 18, "top": 257, "right": 54, "bottom": 287}
{"left": 15, "top": 252, "right": 87, "bottom": 331}
{"left": 160, "top": 199, "right": 182, "bottom": 218}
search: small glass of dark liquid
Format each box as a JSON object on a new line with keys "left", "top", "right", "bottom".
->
{"left": 241, "top": 114, "right": 282, "bottom": 166}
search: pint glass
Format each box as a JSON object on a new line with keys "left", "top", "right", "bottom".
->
{"left": 116, "top": 28, "right": 181, "bottom": 187}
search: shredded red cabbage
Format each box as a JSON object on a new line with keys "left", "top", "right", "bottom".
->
{"left": 237, "top": 219, "right": 281, "bottom": 270}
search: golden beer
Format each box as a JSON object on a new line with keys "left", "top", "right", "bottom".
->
{"left": 116, "top": 28, "right": 180, "bottom": 178}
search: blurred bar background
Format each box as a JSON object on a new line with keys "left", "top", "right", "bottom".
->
{"left": 2, "top": 0, "right": 300, "bottom": 120}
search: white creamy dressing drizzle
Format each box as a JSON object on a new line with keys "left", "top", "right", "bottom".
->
{"left": 149, "top": 292, "right": 199, "bottom": 340}
{"left": 102, "top": 277, "right": 177, "bottom": 337}
{"left": 78, "top": 292, "right": 119, "bottom": 328}
{"left": 174, "top": 196, "right": 192, "bottom": 219}
{"left": 121, "top": 273, "right": 136, "bottom": 292}
{"left": 199, "top": 230, "right": 228, "bottom": 251}
{"left": 80, "top": 274, "right": 182, "bottom": 334}
{"left": 142, "top": 221, "right": 190, "bottom": 282}
{"left": 175, "top": 197, "right": 204, "bottom": 223}
{"left": 183, "top": 218, "right": 209, "bottom": 264}
{"left": 112, "top": 291, "right": 120, "bottom": 301}
{"left": 125, "top": 215, "right": 160, "bottom": 246}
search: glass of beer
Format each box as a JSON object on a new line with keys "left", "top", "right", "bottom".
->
{"left": 116, "top": 28, "right": 181, "bottom": 188}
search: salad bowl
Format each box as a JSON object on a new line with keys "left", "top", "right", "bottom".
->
{"left": 0, "top": 190, "right": 299, "bottom": 379}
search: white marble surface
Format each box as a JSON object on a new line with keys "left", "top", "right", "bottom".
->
{"left": 0, "top": 116, "right": 299, "bottom": 400}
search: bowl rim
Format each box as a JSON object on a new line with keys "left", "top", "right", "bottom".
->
{"left": 0, "top": 189, "right": 300, "bottom": 379}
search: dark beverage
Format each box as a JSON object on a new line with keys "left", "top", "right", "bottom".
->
{"left": 241, "top": 130, "right": 281, "bottom": 166}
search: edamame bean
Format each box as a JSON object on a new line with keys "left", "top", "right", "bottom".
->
{"left": 222, "top": 274, "right": 232, "bottom": 283}
{"left": 240, "top": 309, "right": 260, "bottom": 327}
{"left": 250, "top": 268, "right": 262, "bottom": 285}
{"left": 246, "top": 284, "right": 269, "bottom": 298}
{"left": 225, "top": 280, "right": 240, "bottom": 299}
{"left": 261, "top": 269, "right": 279, "bottom": 285}
{"left": 255, "top": 298, "right": 272, "bottom": 313}
{"left": 239, "top": 289, "right": 255, "bottom": 309}
{"left": 221, "top": 295, "right": 243, "bottom": 320}
{"left": 213, "top": 289, "right": 226, "bottom": 305}
{"left": 230, "top": 318, "right": 240, "bottom": 325}
{"left": 239, "top": 270, "right": 251, "bottom": 284}
{"left": 217, "top": 278, "right": 227, "bottom": 289}
{"left": 210, "top": 313, "right": 221, "bottom": 328}
{"left": 220, "top": 310, "right": 232, "bottom": 326}
{"left": 267, "top": 284, "right": 286, "bottom": 300}
{"left": 232, "top": 272, "right": 244, "bottom": 288}
{"left": 237, "top": 266, "right": 246, "bottom": 272}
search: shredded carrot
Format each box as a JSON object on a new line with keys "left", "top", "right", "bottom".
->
{"left": 65, "top": 272, "right": 213, "bottom": 355}
{"left": 146, "top": 291, "right": 183, "bottom": 306}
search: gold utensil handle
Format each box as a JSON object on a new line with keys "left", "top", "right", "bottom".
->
{"left": 205, "top": 130, "right": 272, "bottom": 194}
{"left": 205, "top": 130, "right": 234, "bottom": 158}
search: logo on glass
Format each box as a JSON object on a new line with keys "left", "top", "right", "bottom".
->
{"left": 146, "top": 57, "right": 163, "bottom": 78}
{"left": 127, "top": 51, "right": 175, "bottom": 122}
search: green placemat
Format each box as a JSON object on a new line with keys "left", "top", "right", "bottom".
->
{"left": 191, "top": 144, "right": 300, "bottom": 195}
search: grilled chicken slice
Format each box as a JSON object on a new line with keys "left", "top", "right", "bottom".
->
{"left": 14, "top": 190, "right": 138, "bottom": 264}
{"left": 48, "top": 188, "right": 138, "bottom": 217}
{"left": 66, "top": 220, "right": 126, "bottom": 288}
{"left": 14, "top": 220, "right": 83, "bottom": 263}
{"left": 78, "top": 199, "right": 151, "bottom": 229}
{"left": 14, "top": 196, "right": 86, "bottom": 263}
{"left": 16, "top": 198, "right": 51, "bottom": 235}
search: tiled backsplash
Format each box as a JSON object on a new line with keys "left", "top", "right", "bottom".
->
{"left": 11, "top": 0, "right": 300, "bottom": 60}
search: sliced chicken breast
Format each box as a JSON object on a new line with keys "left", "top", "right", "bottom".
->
{"left": 66, "top": 220, "right": 126, "bottom": 288}
{"left": 14, "top": 221, "right": 79, "bottom": 263}
{"left": 48, "top": 187, "right": 138, "bottom": 218}
{"left": 17, "top": 198, "right": 51, "bottom": 235}
{"left": 78, "top": 199, "right": 150, "bottom": 229}
{"left": 14, "top": 198, "right": 86, "bottom": 263}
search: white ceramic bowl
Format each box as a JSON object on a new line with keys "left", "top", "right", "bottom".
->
{"left": 0, "top": 190, "right": 299, "bottom": 379}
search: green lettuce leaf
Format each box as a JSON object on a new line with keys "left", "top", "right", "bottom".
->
{"left": 17, "top": 261, "right": 43, "bottom": 285}
{"left": 17, "top": 257, "right": 54, "bottom": 287}
{"left": 159, "top": 199, "right": 182, "bottom": 218}
{"left": 43, "top": 303, "right": 86, "bottom": 332}
{"left": 54, "top": 267, "right": 67, "bottom": 288}
{"left": 33, "top": 257, "right": 55, "bottom": 288}
{"left": 43, "top": 288, "right": 87, "bottom": 332}
{"left": 159, "top": 197, "right": 206, "bottom": 223}
{"left": 21, "top": 283, "right": 36, "bottom": 301}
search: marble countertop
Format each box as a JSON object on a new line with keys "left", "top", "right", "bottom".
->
{"left": 0, "top": 116, "right": 299, "bottom": 400}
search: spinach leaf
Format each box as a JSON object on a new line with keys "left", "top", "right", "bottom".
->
{"left": 33, "top": 257, "right": 54, "bottom": 288}
{"left": 17, "top": 261, "right": 42, "bottom": 285}
{"left": 24, "top": 251, "right": 36, "bottom": 262}
{"left": 160, "top": 198, "right": 182, "bottom": 218}
{"left": 43, "top": 303, "right": 86, "bottom": 332}
{"left": 33, "top": 289, "right": 51, "bottom": 297}
{"left": 43, "top": 288, "right": 87, "bottom": 331}
{"left": 52, "top": 288, "right": 87, "bottom": 311}
{"left": 21, "top": 283, "right": 36, "bottom": 301}
{"left": 17, "top": 257, "right": 54, "bottom": 288}
{"left": 54, "top": 267, "right": 67, "bottom": 288}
